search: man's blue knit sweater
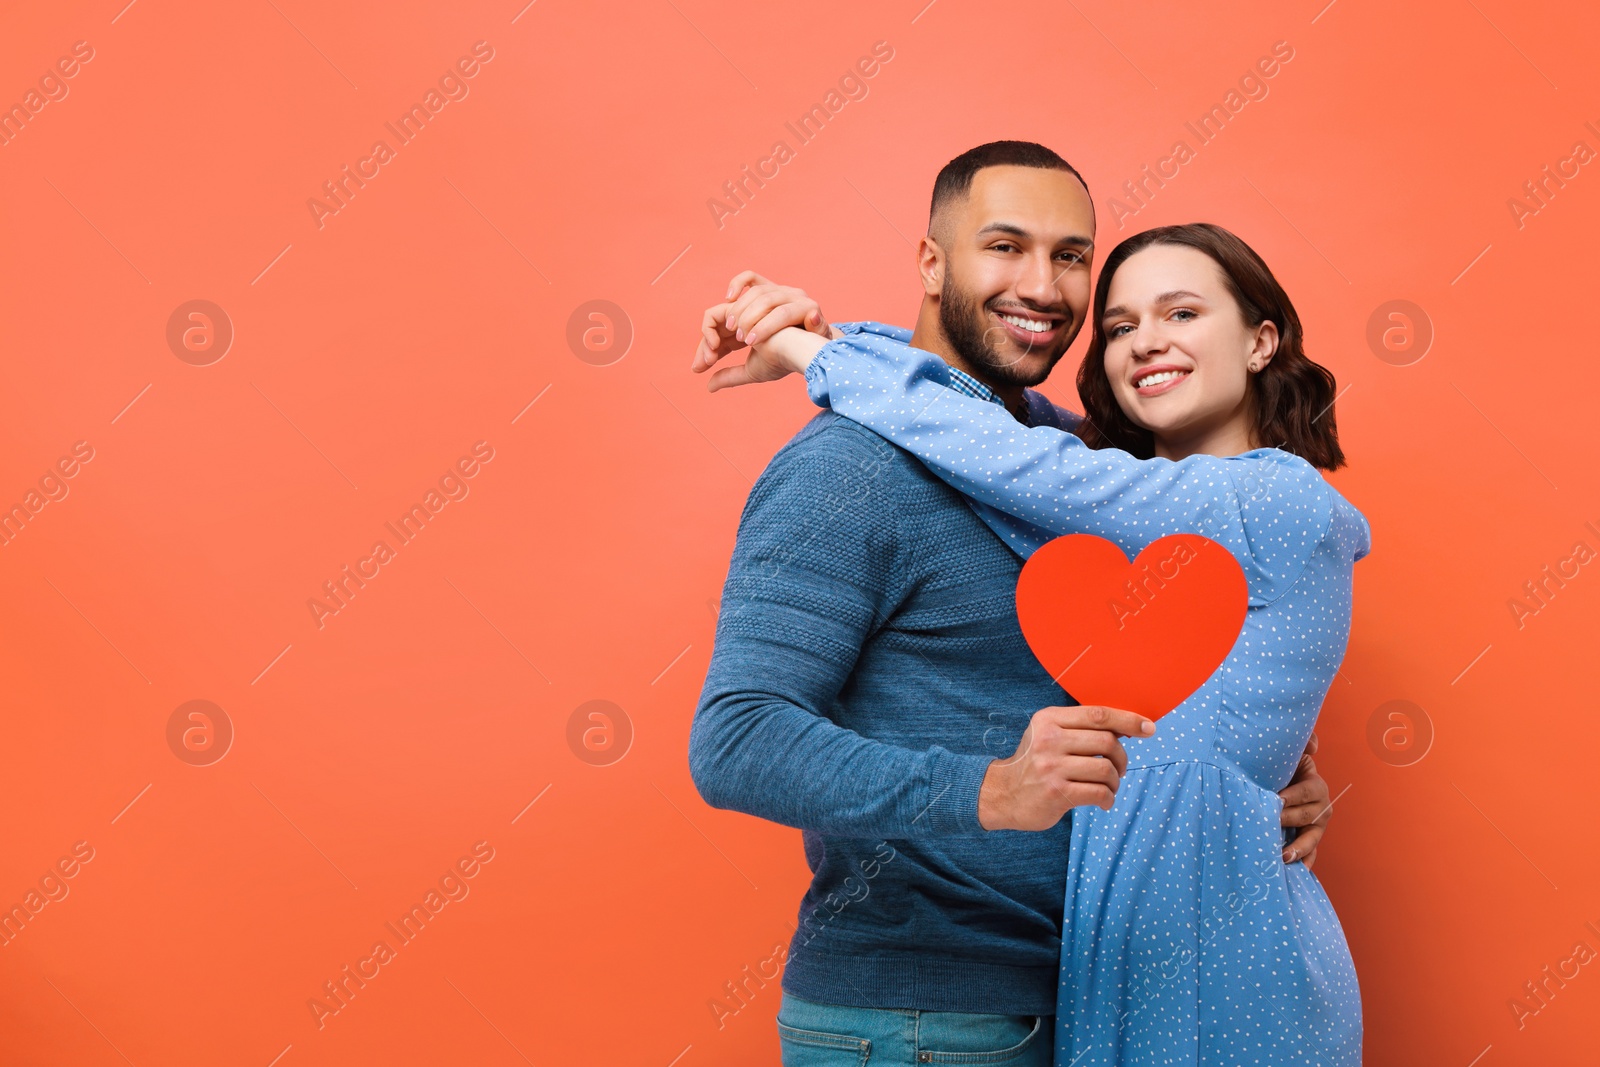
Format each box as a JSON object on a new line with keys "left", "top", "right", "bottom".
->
{"left": 689, "top": 398, "right": 1076, "bottom": 1016}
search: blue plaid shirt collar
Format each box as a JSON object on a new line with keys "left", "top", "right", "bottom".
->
{"left": 943, "top": 364, "right": 995, "bottom": 404}
{"left": 945, "top": 365, "right": 1031, "bottom": 426}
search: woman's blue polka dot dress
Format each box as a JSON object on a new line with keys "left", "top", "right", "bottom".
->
{"left": 805, "top": 325, "right": 1368, "bottom": 1066}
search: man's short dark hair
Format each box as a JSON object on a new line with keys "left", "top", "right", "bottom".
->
{"left": 928, "top": 141, "right": 1089, "bottom": 236}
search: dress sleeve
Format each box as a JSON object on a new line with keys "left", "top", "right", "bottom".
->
{"left": 836, "top": 323, "right": 1083, "bottom": 433}
{"left": 804, "top": 329, "right": 1335, "bottom": 604}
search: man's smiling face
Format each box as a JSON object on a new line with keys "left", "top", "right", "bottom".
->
{"left": 932, "top": 165, "right": 1096, "bottom": 388}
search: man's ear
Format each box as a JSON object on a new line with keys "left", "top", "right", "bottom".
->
{"left": 917, "top": 235, "right": 944, "bottom": 297}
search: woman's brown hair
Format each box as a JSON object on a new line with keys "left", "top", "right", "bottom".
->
{"left": 1075, "top": 223, "right": 1345, "bottom": 471}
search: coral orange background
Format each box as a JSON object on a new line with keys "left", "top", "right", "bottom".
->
{"left": 1, "top": 1, "right": 1596, "bottom": 1064}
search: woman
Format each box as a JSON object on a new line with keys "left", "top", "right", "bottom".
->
{"left": 702, "top": 224, "right": 1367, "bottom": 1065}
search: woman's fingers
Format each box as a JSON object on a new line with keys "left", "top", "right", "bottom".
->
{"left": 732, "top": 289, "right": 793, "bottom": 339}
{"left": 700, "top": 280, "right": 825, "bottom": 389}
{"left": 731, "top": 287, "right": 811, "bottom": 338}
{"left": 692, "top": 303, "right": 741, "bottom": 372}
{"left": 1280, "top": 800, "right": 1325, "bottom": 828}
{"left": 693, "top": 339, "right": 731, "bottom": 373}
{"left": 727, "top": 284, "right": 814, "bottom": 330}
{"left": 1277, "top": 777, "right": 1325, "bottom": 813}
{"left": 691, "top": 338, "right": 720, "bottom": 374}
{"left": 724, "top": 285, "right": 783, "bottom": 330}
{"left": 1284, "top": 821, "right": 1325, "bottom": 864}
{"left": 747, "top": 301, "right": 823, "bottom": 347}
{"left": 724, "top": 270, "right": 773, "bottom": 301}
{"left": 1277, "top": 753, "right": 1327, "bottom": 812}
{"left": 1280, "top": 762, "right": 1333, "bottom": 828}
{"left": 706, "top": 362, "right": 754, "bottom": 392}
{"left": 1282, "top": 772, "right": 1335, "bottom": 863}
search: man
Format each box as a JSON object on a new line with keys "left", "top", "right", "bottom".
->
{"left": 687, "top": 141, "right": 1332, "bottom": 1066}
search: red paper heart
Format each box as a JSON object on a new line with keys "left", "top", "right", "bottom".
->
{"left": 1015, "top": 533, "right": 1248, "bottom": 719}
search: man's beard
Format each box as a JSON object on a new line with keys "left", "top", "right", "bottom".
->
{"left": 938, "top": 277, "right": 1069, "bottom": 389}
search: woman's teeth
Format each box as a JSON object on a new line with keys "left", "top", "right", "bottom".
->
{"left": 999, "top": 313, "right": 1053, "bottom": 334}
{"left": 1136, "top": 370, "right": 1188, "bottom": 388}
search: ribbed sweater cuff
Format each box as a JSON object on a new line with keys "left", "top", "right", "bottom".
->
{"left": 921, "top": 748, "right": 991, "bottom": 835}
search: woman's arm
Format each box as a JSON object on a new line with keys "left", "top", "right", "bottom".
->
{"left": 791, "top": 328, "right": 1331, "bottom": 591}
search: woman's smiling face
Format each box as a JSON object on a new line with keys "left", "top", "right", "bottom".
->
{"left": 1100, "top": 243, "right": 1280, "bottom": 458}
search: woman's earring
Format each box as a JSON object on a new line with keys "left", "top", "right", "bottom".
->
{"left": 1248, "top": 362, "right": 1261, "bottom": 372}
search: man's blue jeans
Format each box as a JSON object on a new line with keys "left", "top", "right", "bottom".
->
{"left": 776, "top": 992, "right": 1051, "bottom": 1066}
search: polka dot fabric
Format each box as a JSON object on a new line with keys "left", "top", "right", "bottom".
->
{"left": 808, "top": 324, "right": 1370, "bottom": 1066}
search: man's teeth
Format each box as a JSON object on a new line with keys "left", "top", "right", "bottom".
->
{"left": 1000, "top": 313, "right": 1053, "bottom": 334}
{"left": 1136, "top": 370, "right": 1188, "bottom": 388}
